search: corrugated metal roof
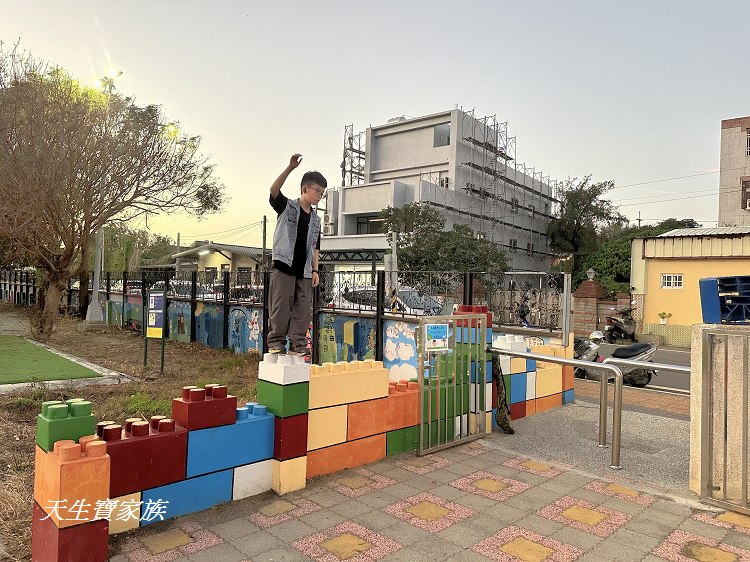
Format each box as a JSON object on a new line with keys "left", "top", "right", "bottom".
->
{"left": 172, "top": 242, "right": 263, "bottom": 258}
{"left": 658, "top": 227, "right": 750, "bottom": 238}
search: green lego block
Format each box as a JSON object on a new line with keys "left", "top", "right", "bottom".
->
{"left": 257, "top": 380, "right": 308, "bottom": 418}
{"left": 35, "top": 399, "right": 96, "bottom": 452}
{"left": 386, "top": 425, "right": 419, "bottom": 455}
{"left": 421, "top": 381, "right": 470, "bottom": 422}
{"left": 422, "top": 415, "right": 455, "bottom": 447}
{"left": 503, "top": 375, "right": 511, "bottom": 400}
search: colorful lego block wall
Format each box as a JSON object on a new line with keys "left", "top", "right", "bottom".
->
{"left": 31, "top": 385, "right": 275, "bottom": 561}
{"left": 491, "top": 332, "right": 575, "bottom": 423}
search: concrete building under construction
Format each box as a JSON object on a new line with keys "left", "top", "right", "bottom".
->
{"left": 320, "top": 108, "right": 560, "bottom": 271}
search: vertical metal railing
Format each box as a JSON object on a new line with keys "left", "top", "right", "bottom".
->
{"left": 490, "top": 347, "right": 626, "bottom": 469}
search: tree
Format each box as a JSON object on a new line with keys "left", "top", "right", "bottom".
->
{"left": 380, "top": 203, "right": 507, "bottom": 273}
{"left": 0, "top": 44, "right": 224, "bottom": 339}
{"left": 579, "top": 218, "right": 703, "bottom": 296}
{"left": 547, "top": 176, "right": 626, "bottom": 277}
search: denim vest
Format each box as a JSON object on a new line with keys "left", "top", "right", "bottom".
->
{"left": 272, "top": 198, "right": 320, "bottom": 278}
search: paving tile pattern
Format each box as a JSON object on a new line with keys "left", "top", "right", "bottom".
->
{"left": 109, "top": 440, "right": 750, "bottom": 562}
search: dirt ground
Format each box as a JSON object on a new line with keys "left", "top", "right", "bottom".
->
{"left": 0, "top": 302, "right": 260, "bottom": 562}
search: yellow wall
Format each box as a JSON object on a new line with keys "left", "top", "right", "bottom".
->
{"left": 643, "top": 258, "right": 750, "bottom": 325}
{"left": 195, "top": 252, "right": 259, "bottom": 272}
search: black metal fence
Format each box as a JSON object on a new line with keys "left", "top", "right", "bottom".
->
{"left": 1, "top": 268, "right": 567, "bottom": 358}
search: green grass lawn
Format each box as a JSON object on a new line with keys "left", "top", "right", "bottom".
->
{"left": 0, "top": 336, "right": 101, "bottom": 384}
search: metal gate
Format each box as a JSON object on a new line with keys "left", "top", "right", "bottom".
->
{"left": 701, "top": 329, "right": 750, "bottom": 514}
{"left": 418, "top": 314, "right": 488, "bottom": 455}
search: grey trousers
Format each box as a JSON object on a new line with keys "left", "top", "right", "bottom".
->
{"left": 268, "top": 269, "right": 312, "bottom": 352}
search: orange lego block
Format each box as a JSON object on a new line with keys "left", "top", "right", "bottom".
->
{"left": 525, "top": 399, "right": 537, "bottom": 417}
{"left": 563, "top": 365, "right": 574, "bottom": 391}
{"left": 347, "top": 381, "right": 419, "bottom": 440}
{"left": 33, "top": 436, "right": 110, "bottom": 528}
{"left": 535, "top": 393, "right": 562, "bottom": 414}
{"left": 306, "top": 434, "right": 386, "bottom": 479}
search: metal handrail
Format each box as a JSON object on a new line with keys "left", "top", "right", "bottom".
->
{"left": 490, "top": 347, "right": 625, "bottom": 469}
{"left": 602, "top": 357, "right": 691, "bottom": 374}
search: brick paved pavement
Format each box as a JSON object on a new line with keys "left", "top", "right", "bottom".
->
{"left": 108, "top": 411, "right": 750, "bottom": 562}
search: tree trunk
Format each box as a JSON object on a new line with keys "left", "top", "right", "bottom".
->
{"left": 35, "top": 281, "right": 64, "bottom": 342}
{"left": 79, "top": 270, "right": 90, "bottom": 318}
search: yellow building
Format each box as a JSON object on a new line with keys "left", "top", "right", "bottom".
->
{"left": 631, "top": 227, "right": 750, "bottom": 346}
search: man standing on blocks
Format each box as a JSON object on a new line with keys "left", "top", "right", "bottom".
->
{"left": 268, "top": 153, "right": 325, "bottom": 356}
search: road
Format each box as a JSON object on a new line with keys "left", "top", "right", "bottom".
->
{"left": 597, "top": 343, "right": 691, "bottom": 393}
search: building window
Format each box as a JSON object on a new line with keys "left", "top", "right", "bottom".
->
{"left": 743, "top": 179, "right": 750, "bottom": 211}
{"left": 511, "top": 198, "right": 519, "bottom": 214}
{"left": 439, "top": 177, "right": 449, "bottom": 188}
{"left": 205, "top": 267, "right": 218, "bottom": 282}
{"left": 661, "top": 274, "right": 683, "bottom": 289}
{"left": 356, "top": 216, "right": 384, "bottom": 235}
{"left": 434, "top": 123, "right": 451, "bottom": 147}
{"left": 509, "top": 239, "right": 518, "bottom": 252}
{"left": 526, "top": 242, "right": 534, "bottom": 256}
{"left": 746, "top": 129, "right": 750, "bottom": 156}
{"left": 528, "top": 204, "right": 535, "bottom": 218}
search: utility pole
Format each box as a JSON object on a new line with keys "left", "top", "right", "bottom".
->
{"left": 637, "top": 212, "right": 642, "bottom": 228}
{"left": 85, "top": 226, "right": 105, "bottom": 323}
{"left": 175, "top": 232, "right": 181, "bottom": 273}
{"left": 262, "top": 216, "right": 267, "bottom": 270}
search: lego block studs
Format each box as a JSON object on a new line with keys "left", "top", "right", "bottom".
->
{"left": 36, "top": 398, "right": 97, "bottom": 452}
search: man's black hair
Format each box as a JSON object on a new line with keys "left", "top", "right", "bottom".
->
{"left": 300, "top": 171, "right": 327, "bottom": 189}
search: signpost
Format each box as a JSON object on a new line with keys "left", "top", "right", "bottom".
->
{"left": 144, "top": 290, "right": 167, "bottom": 373}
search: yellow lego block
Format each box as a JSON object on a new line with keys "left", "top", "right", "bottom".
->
{"left": 509, "top": 358, "right": 526, "bottom": 374}
{"left": 552, "top": 346, "right": 566, "bottom": 358}
{"left": 536, "top": 365, "right": 563, "bottom": 398}
{"left": 272, "top": 457, "right": 307, "bottom": 495}
{"left": 307, "top": 405, "right": 348, "bottom": 451}
{"left": 109, "top": 492, "right": 141, "bottom": 535}
{"left": 309, "top": 360, "right": 389, "bottom": 409}
{"left": 468, "top": 412, "right": 486, "bottom": 434}
{"left": 485, "top": 412, "right": 492, "bottom": 434}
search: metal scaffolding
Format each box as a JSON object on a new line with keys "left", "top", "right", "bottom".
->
{"left": 341, "top": 124, "right": 366, "bottom": 187}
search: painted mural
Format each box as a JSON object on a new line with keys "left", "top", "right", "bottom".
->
{"left": 383, "top": 320, "right": 419, "bottom": 382}
{"left": 228, "top": 306, "right": 263, "bottom": 354}
{"left": 317, "top": 314, "right": 376, "bottom": 364}
{"left": 107, "top": 296, "right": 143, "bottom": 332}
{"left": 195, "top": 302, "right": 224, "bottom": 349}
{"left": 167, "top": 300, "right": 191, "bottom": 343}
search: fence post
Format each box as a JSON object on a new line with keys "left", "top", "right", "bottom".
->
{"left": 190, "top": 271, "right": 197, "bottom": 343}
{"left": 375, "top": 270, "right": 385, "bottom": 362}
{"left": 312, "top": 275, "right": 319, "bottom": 365}
{"left": 164, "top": 270, "right": 171, "bottom": 339}
{"left": 122, "top": 271, "right": 128, "bottom": 329}
{"left": 463, "top": 272, "right": 473, "bottom": 306}
{"left": 262, "top": 269, "right": 270, "bottom": 355}
{"left": 222, "top": 270, "right": 230, "bottom": 349}
{"left": 141, "top": 270, "right": 147, "bottom": 337}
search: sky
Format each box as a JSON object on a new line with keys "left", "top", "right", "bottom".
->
{"left": 3, "top": 1, "right": 749, "bottom": 248}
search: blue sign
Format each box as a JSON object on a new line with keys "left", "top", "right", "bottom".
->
{"left": 425, "top": 323, "right": 449, "bottom": 352}
{"left": 147, "top": 292, "right": 165, "bottom": 339}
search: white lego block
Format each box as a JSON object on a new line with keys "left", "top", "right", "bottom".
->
{"left": 454, "top": 414, "right": 469, "bottom": 438}
{"left": 233, "top": 459, "right": 273, "bottom": 500}
{"left": 470, "top": 382, "right": 493, "bottom": 412}
{"left": 259, "top": 355, "right": 310, "bottom": 385}
{"left": 526, "top": 371, "right": 537, "bottom": 400}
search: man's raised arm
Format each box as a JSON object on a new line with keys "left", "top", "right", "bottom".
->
{"left": 270, "top": 153, "right": 302, "bottom": 199}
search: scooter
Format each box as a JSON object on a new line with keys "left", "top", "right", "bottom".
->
{"left": 604, "top": 306, "right": 638, "bottom": 344}
{"left": 594, "top": 345, "right": 658, "bottom": 387}
{"left": 573, "top": 331, "right": 605, "bottom": 379}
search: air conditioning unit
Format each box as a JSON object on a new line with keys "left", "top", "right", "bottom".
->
{"left": 323, "top": 212, "right": 335, "bottom": 224}
{"left": 322, "top": 224, "right": 336, "bottom": 236}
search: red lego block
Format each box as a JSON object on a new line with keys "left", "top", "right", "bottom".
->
{"left": 171, "top": 384, "right": 237, "bottom": 430}
{"left": 32, "top": 501, "right": 109, "bottom": 562}
{"left": 510, "top": 401, "right": 527, "bottom": 420}
{"left": 273, "top": 413, "right": 308, "bottom": 461}
{"left": 101, "top": 416, "right": 187, "bottom": 498}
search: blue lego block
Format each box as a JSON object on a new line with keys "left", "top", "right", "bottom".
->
{"left": 526, "top": 359, "right": 536, "bottom": 372}
{"left": 141, "top": 469, "right": 232, "bottom": 525}
{"left": 469, "top": 361, "right": 493, "bottom": 383}
{"left": 699, "top": 278, "right": 721, "bottom": 323}
{"left": 563, "top": 389, "right": 574, "bottom": 404}
{"left": 510, "top": 373, "right": 527, "bottom": 405}
{"left": 186, "top": 405, "right": 274, "bottom": 478}
{"left": 491, "top": 408, "right": 498, "bottom": 429}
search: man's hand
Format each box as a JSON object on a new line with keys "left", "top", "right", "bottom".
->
{"left": 271, "top": 154, "right": 302, "bottom": 199}
{"left": 312, "top": 271, "right": 320, "bottom": 288}
{"left": 288, "top": 153, "right": 302, "bottom": 170}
